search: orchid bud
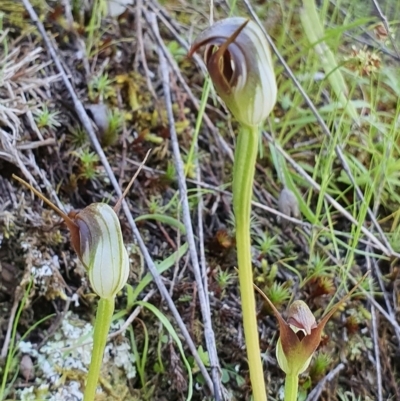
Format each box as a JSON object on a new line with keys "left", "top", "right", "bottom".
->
{"left": 189, "top": 17, "right": 277, "bottom": 127}
{"left": 70, "top": 203, "right": 130, "bottom": 299}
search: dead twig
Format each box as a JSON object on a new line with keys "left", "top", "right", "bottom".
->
{"left": 370, "top": 0, "right": 400, "bottom": 59}
{"left": 108, "top": 290, "right": 156, "bottom": 339}
{"left": 134, "top": 0, "right": 163, "bottom": 119}
{"left": 367, "top": 253, "right": 383, "bottom": 401}
{"left": 305, "top": 363, "right": 345, "bottom": 401}
{"left": 147, "top": 0, "right": 234, "bottom": 161}
{"left": 195, "top": 141, "right": 210, "bottom": 314}
{"left": 16, "top": 138, "right": 56, "bottom": 150}
{"left": 147, "top": 11, "right": 223, "bottom": 400}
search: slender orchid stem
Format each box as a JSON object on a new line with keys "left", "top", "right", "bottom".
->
{"left": 84, "top": 297, "right": 115, "bottom": 401}
{"left": 233, "top": 123, "right": 267, "bottom": 401}
{"left": 284, "top": 373, "right": 299, "bottom": 401}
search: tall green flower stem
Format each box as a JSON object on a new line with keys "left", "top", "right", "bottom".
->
{"left": 84, "top": 297, "right": 115, "bottom": 401}
{"left": 284, "top": 373, "right": 298, "bottom": 401}
{"left": 233, "top": 124, "right": 267, "bottom": 401}
{"left": 188, "top": 17, "right": 277, "bottom": 400}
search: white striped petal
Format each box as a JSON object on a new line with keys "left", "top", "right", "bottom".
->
{"left": 76, "top": 203, "right": 129, "bottom": 299}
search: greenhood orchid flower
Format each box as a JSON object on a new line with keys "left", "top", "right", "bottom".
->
{"left": 13, "top": 176, "right": 130, "bottom": 300}
{"left": 255, "top": 276, "right": 366, "bottom": 378}
{"left": 275, "top": 300, "right": 318, "bottom": 376}
{"left": 70, "top": 203, "right": 130, "bottom": 299}
{"left": 188, "top": 17, "right": 277, "bottom": 127}
{"left": 13, "top": 175, "right": 131, "bottom": 401}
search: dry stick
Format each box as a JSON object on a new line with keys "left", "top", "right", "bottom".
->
{"left": 147, "top": 1, "right": 234, "bottom": 161}
{"left": 195, "top": 142, "right": 210, "bottom": 314}
{"left": 20, "top": 0, "right": 214, "bottom": 393}
{"left": 147, "top": 12, "right": 222, "bottom": 401}
{"left": 16, "top": 138, "right": 56, "bottom": 150}
{"left": 305, "top": 363, "right": 345, "bottom": 401}
{"left": 109, "top": 290, "right": 156, "bottom": 340}
{"left": 365, "top": 158, "right": 397, "bottom": 401}
{"left": 134, "top": 0, "right": 162, "bottom": 116}
{"left": 243, "top": 0, "right": 393, "bottom": 255}
{"left": 366, "top": 251, "right": 383, "bottom": 401}
{"left": 262, "top": 131, "right": 395, "bottom": 257}
{"left": 370, "top": 0, "right": 400, "bottom": 59}
{"left": 369, "top": 255, "right": 399, "bottom": 340}
{"left": 133, "top": 0, "right": 143, "bottom": 71}
{"left": 349, "top": 273, "right": 400, "bottom": 338}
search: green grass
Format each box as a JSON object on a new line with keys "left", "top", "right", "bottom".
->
{"left": 0, "top": 280, "right": 54, "bottom": 400}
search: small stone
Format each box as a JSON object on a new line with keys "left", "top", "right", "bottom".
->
{"left": 20, "top": 354, "right": 35, "bottom": 381}
{"left": 278, "top": 187, "right": 300, "bottom": 227}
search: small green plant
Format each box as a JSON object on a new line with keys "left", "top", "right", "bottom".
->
{"left": 167, "top": 40, "right": 186, "bottom": 62}
{"left": 255, "top": 233, "right": 281, "bottom": 257}
{"left": 309, "top": 352, "right": 332, "bottom": 382}
{"left": 265, "top": 282, "right": 291, "bottom": 309}
{"left": 33, "top": 105, "right": 61, "bottom": 130}
{"left": 76, "top": 149, "right": 100, "bottom": 180}
{"left": 69, "top": 127, "right": 88, "bottom": 148}
{"left": 102, "top": 109, "right": 124, "bottom": 147}
{"left": 303, "top": 254, "right": 332, "bottom": 285}
{"left": 88, "top": 73, "right": 115, "bottom": 101}
{"left": 148, "top": 195, "right": 165, "bottom": 215}
{"left": 164, "top": 161, "right": 176, "bottom": 183}
{"left": 221, "top": 364, "right": 246, "bottom": 386}
{"left": 216, "top": 268, "right": 236, "bottom": 295}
